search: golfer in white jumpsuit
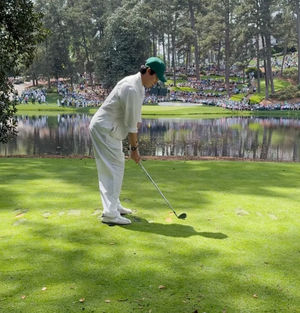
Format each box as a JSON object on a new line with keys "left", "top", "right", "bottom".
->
{"left": 89, "top": 57, "right": 166, "bottom": 225}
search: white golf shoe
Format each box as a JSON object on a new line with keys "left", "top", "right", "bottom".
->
{"left": 102, "top": 213, "right": 131, "bottom": 225}
{"left": 117, "top": 206, "right": 132, "bottom": 215}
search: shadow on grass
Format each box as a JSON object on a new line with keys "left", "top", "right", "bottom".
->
{"left": 0, "top": 218, "right": 299, "bottom": 312}
{"left": 113, "top": 216, "right": 228, "bottom": 239}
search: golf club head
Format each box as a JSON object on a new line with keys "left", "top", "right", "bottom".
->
{"left": 178, "top": 213, "right": 187, "bottom": 219}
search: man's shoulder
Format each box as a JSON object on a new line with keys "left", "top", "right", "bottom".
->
{"left": 118, "top": 74, "right": 140, "bottom": 93}
{"left": 118, "top": 72, "right": 139, "bottom": 86}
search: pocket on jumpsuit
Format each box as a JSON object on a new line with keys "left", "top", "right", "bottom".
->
{"left": 107, "top": 125, "right": 125, "bottom": 165}
{"left": 110, "top": 124, "right": 126, "bottom": 141}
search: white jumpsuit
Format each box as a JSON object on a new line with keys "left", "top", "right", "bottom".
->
{"left": 89, "top": 72, "right": 145, "bottom": 218}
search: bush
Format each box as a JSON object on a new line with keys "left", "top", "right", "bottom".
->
{"left": 272, "top": 45, "right": 284, "bottom": 54}
{"left": 272, "top": 85, "right": 298, "bottom": 100}
{"left": 246, "top": 67, "right": 263, "bottom": 79}
{"left": 282, "top": 68, "right": 298, "bottom": 81}
{"left": 178, "top": 73, "right": 188, "bottom": 80}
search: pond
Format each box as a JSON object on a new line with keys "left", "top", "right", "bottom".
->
{"left": 0, "top": 114, "right": 299, "bottom": 161}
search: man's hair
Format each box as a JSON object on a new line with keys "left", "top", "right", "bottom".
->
{"left": 140, "top": 65, "right": 155, "bottom": 75}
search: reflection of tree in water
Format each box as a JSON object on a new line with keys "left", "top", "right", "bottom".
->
{"left": 0, "top": 115, "right": 299, "bottom": 161}
{"left": 140, "top": 117, "right": 300, "bottom": 161}
{"left": 0, "top": 114, "right": 93, "bottom": 156}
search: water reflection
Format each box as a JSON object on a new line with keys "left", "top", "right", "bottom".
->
{"left": 0, "top": 114, "right": 299, "bottom": 161}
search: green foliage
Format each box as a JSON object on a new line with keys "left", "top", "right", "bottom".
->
{"left": 245, "top": 67, "right": 263, "bottom": 79}
{"left": 178, "top": 73, "right": 188, "bottom": 80}
{"left": 272, "top": 85, "right": 299, "bottom": 100}
{"left": 282, "top": 67, "right": 298, "bottom": 82}
{"left": 0, "top": 0, "right": 45, "bottom": 143}
{"left": 96, "top": 2, "right": 151, "bottom": 88}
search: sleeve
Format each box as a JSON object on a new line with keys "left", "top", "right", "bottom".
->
{"left": 122, "top": 86, "right": 142, "bottom": 133}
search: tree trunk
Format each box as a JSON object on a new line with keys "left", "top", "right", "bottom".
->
{"left": 296, "top": 0, "right": 300, "bottom": 83}
{"left": 261, "top": 35, "right": 269, "bottom": 99}
{"left": 280, "top": 42, "right": 288, "bottom": 76}
{"left": 45, "top": 39, "right": 51, "bottom": 89}
{"left": 188, "top": 0, "right": 200, "bottom": 80}
{"left": 185, "top": 45, "right": 190, "bottom": 75}
{"left": 265, "top": 33, "right": 274, "bottom": 94}
{"left": 82, "top": 29, "right": 93, "bottom": 86}
{"left": 256, "top": 33, "right": 261, "bottom": 93}
{"left": 152, "top": 32, "right": 157, "bottom": 56}
{"left": 217, "top": 41, "right": 222, "bottom": 72}
{"left": 162, "top": 34, "right": 166, "bottom": 65}
{"left": 261, "top": 0, "right": 274, "bottom": 95}
{"left": 172, "top": 31, "right": 176, "bottom": 86}
{"left": 167, "top": 33, "right": 170, "bottom": 68}
{"left": 224, "top": 0, "right": 230, "bottom": 96}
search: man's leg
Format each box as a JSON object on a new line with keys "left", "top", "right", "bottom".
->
{"left": 90, "top": 126, "right": 125, "bottom": 218}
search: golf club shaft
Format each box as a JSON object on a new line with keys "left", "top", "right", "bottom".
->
{"left": 138, "top": 162, "right": 178, "bottom": 217}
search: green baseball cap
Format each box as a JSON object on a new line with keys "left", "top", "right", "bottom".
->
{"left": 145, "top": 57, "right": 167, "bottom": 83}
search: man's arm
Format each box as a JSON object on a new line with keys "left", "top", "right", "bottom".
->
{"left": 128, "top": 132, "right": 140, "bottom": 163}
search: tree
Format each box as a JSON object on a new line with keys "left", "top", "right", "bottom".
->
{"left": 95, "top": 1, "right": 151, "bottom": 88}
{"left": 260, "top": 0, "right": 275, "bottom": 98}
{"left": 272, "top": 3, "right": 296, "bottom": 76}
{"left": 185, "top": 0, "right": 201, "bottom": 80}
{"left": 294, "top": 0, "right": 300, "bottom": 83}
{"left": 0, "top": 0, "right": 45, "bottom": 143}
{"left": 204, "top": 0, "right": 238, "bottom": 95}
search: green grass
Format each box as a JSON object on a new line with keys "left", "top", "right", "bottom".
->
{"left": 248, "top": 78, "right": 292, "bottom": 104}
{"left": 141, "top": 105, "right": 248, "bottom": 117}
{"left": 16, "top": 92, "right": 92, "bottom": 116}
{"left": 16, "top": 103, "right": 300, "bottom": 118}
{"left": 230, "top": 94, "right": 246, "bottom": 102}
{"left": 230, "top": 78, "right": 293, "bottom": 104}
{"left": 170, "top": 86, "right": 198, "bottom": 92}
{"left": 0, "top": 158, "right": 300, "bottom": 313}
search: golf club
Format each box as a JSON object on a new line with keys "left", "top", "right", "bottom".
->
{"left": 138, "top": 161, "right": 187, "bottom": 219}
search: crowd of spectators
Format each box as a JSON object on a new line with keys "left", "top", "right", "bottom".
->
{"left": 19, "top": 88, "right": 47, "bottom": 104}
{"left": 17, "top": 58, "right": 300, "bottom": 112}
{"left": 272, "top": 52, "right": 298, "bottom": 69}
{"left": 144, "top": 94, "right": 300, "bottom": 111}
{"left": 57, "top": 81, "right": 103, "bottom": 107}
{"left": 204, "top": 98, "right": 300, "bottom": 111}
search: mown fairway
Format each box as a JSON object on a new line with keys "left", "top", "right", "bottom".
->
{"left": 0, "top": 158, "right": 299, "bottom": 313}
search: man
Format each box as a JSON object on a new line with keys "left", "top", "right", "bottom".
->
{"left": 89, "top": 57, "right": 167, "bottom": 225}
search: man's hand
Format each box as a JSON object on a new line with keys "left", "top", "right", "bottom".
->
{"left": 130, "top": 149, "right": 141, "bottom": 163}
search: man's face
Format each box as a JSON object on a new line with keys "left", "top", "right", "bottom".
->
{"left": 143, "top": 69, "right": 159, "bottom": 88}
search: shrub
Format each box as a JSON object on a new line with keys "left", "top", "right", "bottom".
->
{"left": 273, "top": 85, "right": 298, "bottom": 100}
{"left": 246, "top": 67, "right": 263, "bottom": 79}
{"left": 282, "top": 68, "right": 298, "bottom": 81}
{"left": 178, "top": 73, "right": 188, "bottom": 80}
